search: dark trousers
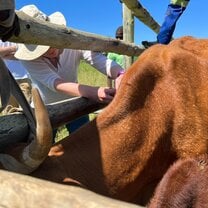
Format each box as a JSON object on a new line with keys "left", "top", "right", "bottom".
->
{"left": 157, "top": 4, "right": 186, "bottom": 44}
{"left": 53, "top": 114, "right": 89, "bottom": 142}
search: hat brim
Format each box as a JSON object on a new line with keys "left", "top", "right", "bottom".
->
{"left": 14, "top": 44, "right": 50, "bottom": 61}
{"left": 14, "top": 10, "right": 66, "bottom": 61}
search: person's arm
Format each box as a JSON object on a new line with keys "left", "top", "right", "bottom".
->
{"left": 54, "top": 79, "right": 116, "bottom": 103}
{"left": 22, "top": 60, "right": 116, "bottom": 104}
{"left": 0, "top": 41, "right": 16, "bottom": 59}
{"left": 82, "top": 50, "right": 126, "bottom": 90}
{"left": 82, "top": 50, "right": 125, "bottom": 79}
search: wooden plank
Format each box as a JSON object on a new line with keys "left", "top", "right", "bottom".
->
{"left": 0, "top": 170, "right": 142, "bottom": 208}
{"left": 48, "top": 97, "right": 106, "bottom": 128}
{"left": 0, "top": 97, "right": 106, "bottom": 148}
{"left": 10, "top": 11, "right": 145, "bottom": 57}
{"left": 122, "top": 3, "right": 135, "bottom": 68}
{"left": 122, "top": 0, "right": 160, "bottom": 34}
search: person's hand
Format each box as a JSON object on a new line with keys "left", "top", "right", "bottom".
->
{"left": 0, "top": 12, "right": 20, "bottom": 42}
{"left": 0, "top": 45, "right": 17, "bottom": 59}
{"left": 75, "top": 83, "right": 116, "bottom": 103}
{"left": 97, "top": 87, "right": 116, "bottom": 104}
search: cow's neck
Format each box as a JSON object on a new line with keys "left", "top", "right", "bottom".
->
{"left": 40, "top": 91, "right": 173, "bottom": 202}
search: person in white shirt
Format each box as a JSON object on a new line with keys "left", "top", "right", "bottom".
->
{"left": 0, "top": 40, "right": 32, "bottom": 114}
{"left": 14, "top": 5, "right": 125, "bottom": 138}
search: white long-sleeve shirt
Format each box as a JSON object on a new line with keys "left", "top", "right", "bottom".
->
{"left": 21, "top": 49, "right": 124, "bottom": 104}
{"left": 0, "top": 40, "right": 30, "bottom": 79}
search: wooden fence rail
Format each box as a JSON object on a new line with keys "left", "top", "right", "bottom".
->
{"left": 0, "top": 97, "right": 106, "bottom": 149}
{"left": 10, "top": 11, "right": 145, "bottom": 57}
{"left": 0, "top": 169, "right": 143, "bottom": 208}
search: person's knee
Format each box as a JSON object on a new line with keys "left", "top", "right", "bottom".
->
{"left": 68, "top": 115, "right": 90, "bottom": 133}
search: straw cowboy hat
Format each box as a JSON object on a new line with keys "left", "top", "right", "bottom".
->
{"left": 14, "top": 5, "right": 66, "bottom": 61}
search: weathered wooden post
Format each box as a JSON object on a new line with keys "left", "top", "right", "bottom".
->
{"left": 122, "top": 0, "right": 160, "bottom": 34}
{"left": 122, "top": 2, "right": 135, "bottom": 68}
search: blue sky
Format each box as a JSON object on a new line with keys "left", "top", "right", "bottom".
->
{"left": 16, "top": 0, "right": 207, "bottom": 45}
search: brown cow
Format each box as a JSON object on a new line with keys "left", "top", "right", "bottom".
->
{"left": 1, "top": 36, "right": 208, "bottom": 206}
{"left": 148, "top": 154, "right": 208, "bottom": 208}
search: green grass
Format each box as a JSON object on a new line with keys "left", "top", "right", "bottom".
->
{"left": 78, "top": 60, "right": 108, "bottom": 87}
{"left": 78, "top": 61, "right": 107, "bottom": 121}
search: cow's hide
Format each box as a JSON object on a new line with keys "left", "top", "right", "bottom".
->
{"left": 1, "top": 36, "right": 208, "bottom": 207}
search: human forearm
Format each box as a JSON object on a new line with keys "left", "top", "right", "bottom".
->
{"left": 83, "top": 51, "right": 125, "bottom": 79}
{"left": 54, "top": 79, "right": 115, "bottom": 103}
{"left": 0, "top": 45, "right": 16, "bottom": 59}
{"left": 55, "top": 80, "right": 96, "bottom": 98}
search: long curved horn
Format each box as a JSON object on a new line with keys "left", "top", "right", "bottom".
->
{"left": 0, "top": 88, "right": 53, "bottom": 174}
{"left": 21, "top": 88, "right": 53, "bottom": 170}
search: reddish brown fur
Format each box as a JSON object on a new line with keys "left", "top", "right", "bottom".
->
{"left": 2, "top": 36, "right": 208, "bottom": 206}
{"left": 148, "top": 154, "right": 208, "bottom": 208}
